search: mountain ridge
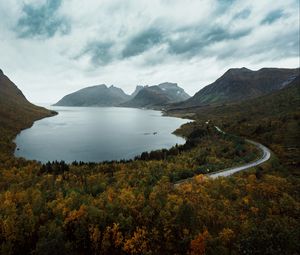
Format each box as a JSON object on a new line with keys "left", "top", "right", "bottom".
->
{"left": 122, "top": 82, "right": 190, "bottom": 108}
{"left": 55, "top": 82, "right": 190, "bottom": 108}
{"left": 172, "top": 67, "right": 299, "bottom": 109}
{"left": 0, "top": 69, "right": 55, "bottom": 155}
{"left": 121, "top": 85, "right": 170, "bottom": 108}
{"left": 54, "top": 84, "right": 130, "bottom": 107}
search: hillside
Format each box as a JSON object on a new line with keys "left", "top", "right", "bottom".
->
{"left": 169, "top": 74, "right": 300, "bottom": 170}
{"left": 0, "top": 69, "right": 55, "bottom": 156}
{"left": 130, "top": 85, "right": 144, "bottom": 98}
{"left": 174, "top": 67, "right": 299, "bottom": 108}
{"left": 54, "top": 85, "right": 130, "bottom": 107}
{"left": 122, "top": 82, "right": 190, "bottom": 108}
{"left": 121, "top": 86, "right": 170, "bottom": 108}
{"left": 158, "top": 82, "right": 190, "bottom": 101}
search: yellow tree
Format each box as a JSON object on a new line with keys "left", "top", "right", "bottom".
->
{"left": 123, "top": 227, "right": 149, "bottom": 254}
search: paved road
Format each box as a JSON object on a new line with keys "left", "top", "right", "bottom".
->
{"left": 175, "top": 126, "right": 271, "bottom": 185}
{"left": 208, "top": 136, "right": 271, "bottom": 179}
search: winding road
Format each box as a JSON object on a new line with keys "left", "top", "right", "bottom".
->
{"left": 209, "top": 131, "right": 271, "bottom": 178}
{"left": 175, "top": 126, "right": 271, "bottom": 185}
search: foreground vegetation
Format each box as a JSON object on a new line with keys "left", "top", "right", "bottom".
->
{"left": 0, "top": 75, "right": 299, "bottom": 254}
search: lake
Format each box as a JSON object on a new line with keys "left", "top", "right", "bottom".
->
{"left": 14, "top": 106, "right": 190, "bottom": 163}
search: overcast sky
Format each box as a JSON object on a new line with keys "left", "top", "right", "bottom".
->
{"left": 0, "top": 0, "right": 299, "bottom": 103}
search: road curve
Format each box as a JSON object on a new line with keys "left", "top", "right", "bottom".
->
{"left": 175, "top": 126, "right": 271, "bottom": 185}
{"left": 208, "top": 137, "right": 271, "bottom": 179}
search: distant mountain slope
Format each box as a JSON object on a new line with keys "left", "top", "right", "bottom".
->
{"left": 54, "top": 85, "right": 130, "bottom": 106}
{"left": 174, "top": 67, "right": 299, "bottom": 108}
{"left": 122, "top": 82, "right": 190, "bottom": 108}
{"left": 0, "top": 69, "right": 54, "bottom": 155}
{"left": 208, "top": 74, "right": 300, "bottom": 167}
{"left": 190, "top": 74, "right": 300, "bottom": 119}
{"left": 168, "top": 74, "right": 300, "bottom": 168}
{"left": 158, "top": 82, "right": 190, "bottom": 101}
{"left": 130, "top": 85, "right": 144, "bottom": 98}
{"left": 122, "top": 86, "right": 170, "bottom": 108}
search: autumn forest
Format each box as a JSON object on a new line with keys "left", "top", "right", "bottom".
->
{"left": 0, "top": 65, "right": 300, "bottom": 255}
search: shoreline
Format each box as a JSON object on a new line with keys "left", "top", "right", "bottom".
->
{"left": 9, "top": 108, "right": 58, "bottom": 157}
{"left": 13, "top": 106, "right": 190, "bottom": 164}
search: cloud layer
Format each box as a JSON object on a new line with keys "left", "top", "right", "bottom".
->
{"left": 0, "top": 0, "right": 299, "bottom": 103}
{"left": 15, "top": 0, "right": 70, "bottom": 38}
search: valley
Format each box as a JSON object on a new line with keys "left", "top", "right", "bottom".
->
{"left": 1, "top": 1, "right": 299, "bottom": 253}
{"left": 0, "top": 67, "right": 299, "bottom": 254}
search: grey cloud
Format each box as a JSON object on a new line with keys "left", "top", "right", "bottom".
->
{"left": 1, "top": 0, "right": 299, "bottom": 103}
{"left": 217, "top": 26, "right": 299, "bottom": 61}
{"left": 80, "top": 28, "right": 164, "bottom": 66}
{"left": 121, "top": 28, "right": 163, "bottom": 58}
{"left": 215, "top": 0, "right": 237, "bottom": 13}
{"left": 15, "top": 0, "right": 70, "bottom": 38}
{"left": 261, "top": 9, "right": 284, "bottom": 24}
{"left": 233, "top": 8, "right": 251, "bottom": 20}
{"left": 119, "top": 23, "right": 251, "bottom": 63}
{"left": 217, "top": 0, "right": 236, "bottom": 4}
{"left": 167, "top": 26, "right": 251, "bottom": 57}
{"left": 78, "top": 41, "right": 114, "bottom": 66}
{"left": 70, "top": 1, "right": 296, "bottom": 69}
{"left": 267, "top": 30, "right": 300, "bottom": 59}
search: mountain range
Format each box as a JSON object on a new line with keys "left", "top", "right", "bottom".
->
{"left": 172, "top": 67, "right": 299, "bottom": 109}
{"left": 54, "top": 82, "right": 190, "bottom": 108}
{"left": 53, "top": 67, "right": 299, "bottom": 110}
{"left": 121, "top": 82, "right": 191, "bottom": 108}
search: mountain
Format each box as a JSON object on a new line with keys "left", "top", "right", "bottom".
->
{"left": 181, "top": 74, "right": 300, "bottom": 119}
{"left": 0, "top": 69, "right": 55, "bottom": 155}
{"left": 174, "top": 67, "right": 299, "bottom": 108}
{"left": 130, "top": 85, "right": 144, "bottom": 98}
{"left": 158, "top": 82, "right": 190, "bottom": 101}
{"left": 122, "top": 86, "right": 170, "bottom": 108}
{"left": 168, "top": 73, "right": 300, "bottom": 167}
{"left": 122, "top": 82, "right": 190, "bottom": 108}
{"left": 54, "top": 84, "right": 130, "bottom": 106}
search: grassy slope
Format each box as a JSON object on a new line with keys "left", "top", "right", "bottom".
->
{"left": 172, "top": 67, "right": 299, "bottom": 108}
{"left": 169, "top": 76, "right": 300, "bottom": 175}
{"left": 0, "top": 71, "right": 56, "bottom": 158}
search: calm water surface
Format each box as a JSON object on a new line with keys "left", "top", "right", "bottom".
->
{"left": 15, "top": 106, "right": 190, "bottom": 163}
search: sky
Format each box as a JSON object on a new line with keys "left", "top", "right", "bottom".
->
{"left": 0, "top": 0, "right": 299, "bottom": 103}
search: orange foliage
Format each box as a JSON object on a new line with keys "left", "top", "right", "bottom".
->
{"left": 190, "top": 230, "right": 210, "bottom": 255}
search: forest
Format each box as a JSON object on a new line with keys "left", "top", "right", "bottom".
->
{"left": 0, "top": 82, "right": 299, "bottom": 254}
